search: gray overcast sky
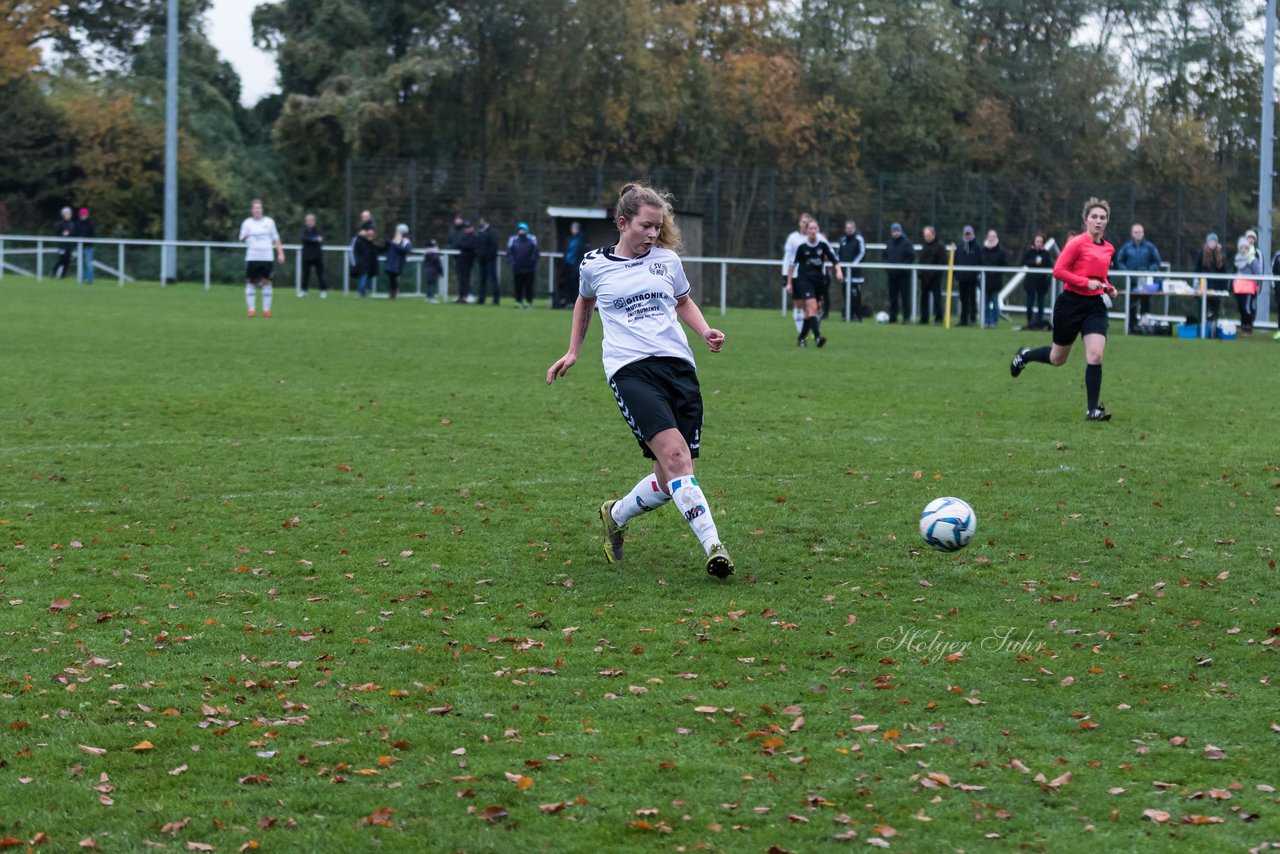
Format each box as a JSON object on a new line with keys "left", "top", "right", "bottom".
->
{"left": 205, "top": 0, "right": 279, "bottom": 106}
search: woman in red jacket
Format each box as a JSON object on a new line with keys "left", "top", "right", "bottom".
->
{"left": 1009, "top": 198, "right": 1119, "bottom": 422}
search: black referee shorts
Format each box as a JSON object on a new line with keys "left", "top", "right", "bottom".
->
{"left": 1052, "top": 290, "right": 1109, "bottom": 346}
{"left": 608, "top": 356, "right": 703, "bottom": 460}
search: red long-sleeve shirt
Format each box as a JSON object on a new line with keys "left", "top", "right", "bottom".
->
{"left": 1053, "top": 233, "right": 1115, "bottom": 296}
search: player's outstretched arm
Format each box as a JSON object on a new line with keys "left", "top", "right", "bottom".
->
{"left": 674, "top": 295, "right": 724, "bottom": 353}
{"left": 546, "top": 296, "right": 596, "bottom": 384}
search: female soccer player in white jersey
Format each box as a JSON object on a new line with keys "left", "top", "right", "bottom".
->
{"left": 238, "top": 199, "right": 285, "bottom": 317}
{"left": 545, "top": 183, "right": 734, "bottom": 578}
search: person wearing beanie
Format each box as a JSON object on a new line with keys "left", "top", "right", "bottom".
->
{"left": 954, "top": 225, "right": 981, "bottom": 326}
{"left": 73, "top": 206, "right": 97, "bottom": 283}
{"left": 1232, "top": 235, "right": 1262, "bottom": 334}
{"left": 507, "top": 221, "right": 540, "bottom": 308}
{"left": 1010, "top": 197, "right": 1119, "bottom": 422}
{"left": 882, "top": 221, "right": 915, "bottom": 323}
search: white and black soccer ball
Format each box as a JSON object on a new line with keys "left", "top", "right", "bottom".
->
{"left": 919, "top": 497, "right": 976, "bottom": 552}
{"left": 875, "top": 310, "right": 890, "bottom": 324}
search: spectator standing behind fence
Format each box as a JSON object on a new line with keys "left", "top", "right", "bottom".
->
{"left": 1021, "top": 234, "right": 1054, "bottom": 330}
{"left": 453, "top": 220, "right": 477, "bottom": 303}
{"left": 239, "top": 199, "right": 284, "bottom": 318}
{"left": 917, "top": 226, "right": 946, "bottom": 325}
{"left": 954, "top": 225, "right": 981, "bottom": 326}
{"left": 883, "top": 222, "right": 914, "bottom": 324}
{"left": 422, "top": 239, "right": 443, "bottom": 303}
{"left": 383, "top": 224, "right": 412, "bottom": 301}
{"left": 74, "top": 207, "right": 96, "bottom": 284}
{"left": 557, "top": 221, "right": 589, "bottom": 309}
{"left": 1194, "top": 232, "right": 1226, "bottom": 322}
{"left": 979, "top": 229, "right": 1008, "bottom": 328}
{"left": 352, "top": 221, "right": 379, "bottom": 298}
{"left": 475, "top": 217, "right": 500, "bottom": 305}
{"left": 52, "top": 207, "right": 74, "bottom": 278}
{"left": 1231, "top": 235, "right": 1261, "bottom": 335}
{"left": 837, "top": 219, "right": 866, "bottom": 321}
{"left": 1115, "top": 223, "right": 1162, "bottom": 327}
{"left": 781, "top": 214, "right": 814, "bottom": 334}
{"left": 299, "top": 213, "right": 326, "bottom": 298}
{"left": 508, "top": 221, "right": 540, "bottom": 308}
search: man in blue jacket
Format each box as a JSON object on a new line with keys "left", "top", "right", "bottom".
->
{"left": 1115, "top": 223, "right": 1162, "bottom": 329}
{"left": 507, "top": 222, "right": 540, "bottom": 309}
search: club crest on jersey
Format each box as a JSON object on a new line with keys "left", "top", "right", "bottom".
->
{"left": 648, "top": 261, "right": 668, "bottom": 277}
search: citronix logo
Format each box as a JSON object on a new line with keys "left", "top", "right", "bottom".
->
{"left": 625, "top": 291, "right": 661, "bottom": 306}
{"left": 649, "top": 262, "right": 668, "bottom": 277}
{"left": 613, "top": 298, "right": 626, "bottom": 309}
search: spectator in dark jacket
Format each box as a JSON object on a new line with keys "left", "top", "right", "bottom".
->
{"left": 1021, "top": 234, "right": 1055, "bottom": 329}
{"left": 453, "top": 220, "right": 478, "bottom": 303}
{"left": 73, "top": 207, "right": 96, "bottom": 284}
{"left": 474, "top": 217, "right": 500, "bottom": 304}
{"left": 954, "top": 225, "right": 981, "bottom": 326}
{"left": 882, "top": 222, "right": 915, "bottom": 323}
{"left": 383, "top": 224, "right": 412, "bottom": 300}
{"left": 507, "top": 222, "right": 541, "bottom": 309}
{"left": 299, "top": 213, "right": 326, "bottom": 296}
{"left": 979, "top": 229, "right": 1008, "bottom": 327}
{"left": 917, "top": 225, "right": 947, "bottom": 324}
{"left": 352, "top": 222, "right": 379, "bottom": 298}
{"left": 422, "top": 239, "right": 444, "bottom": 303}
{"left": 837, "top": 220, "right": 866, "bottom": 320}
{"left": 1193, "top": 232, "right": 1227, "bottom": 323}
{"left": 556, "top": 221, "right": 589, "bottom": 309}
{"left": 447, "top": 215, "right": 475, "bottom": 302}
{"left": 52, "top": 206, "right": 75, "bottom": 278}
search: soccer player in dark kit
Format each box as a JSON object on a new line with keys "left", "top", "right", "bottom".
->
{"left": 787, "top": 219, "right": 843, "bottom": 348}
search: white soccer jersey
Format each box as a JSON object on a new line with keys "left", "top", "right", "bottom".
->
{"left": 240, "top": 216, "right": 279, "bottom": 261}
{"left": 781, "top": 229, "right": 805, "bottom": 276}
{"left": 579, "top": 244, "right": 696, "bottom": 381}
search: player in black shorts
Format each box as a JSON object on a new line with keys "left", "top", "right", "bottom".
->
{"left": 546, "top": 182, "right": 734, "bottom": 579}
{"left": 787, "top": 220, "right": 843, "bottom": 347}
{"left": 1010, "top": 197, "right": 1119, "bottom": 421}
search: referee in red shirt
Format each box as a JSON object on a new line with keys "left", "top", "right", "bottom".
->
{"left": 1009, "top": 198, "right": 1119, "bottom": 422}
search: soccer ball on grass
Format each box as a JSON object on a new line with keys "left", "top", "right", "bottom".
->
{"left": 919, "top": 497, "right": 976, "bottom": 552}
{"left": 875, "top": 311, "right": 890, "bottom": 324}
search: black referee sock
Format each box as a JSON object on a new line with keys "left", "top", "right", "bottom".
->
{"left": 1084, "top": 363, "right": 1102, "bottom": 410}
{"left": 810, "top": 316, "right": 822, "bottom": 338}
{"left": 1026, "top": 346, "right": 1052, "bottom": 364}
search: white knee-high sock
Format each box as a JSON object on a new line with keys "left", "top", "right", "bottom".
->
{"left": 793, "top": 307, "right": 805, "bottom": 333}
{"left": 245, "top": 283, "right": 256, "bottom": 312}
{"left": 667, "top": 476, "right": 721, "bottom": 553}
{"left": 263, "top": 284, "right": 273, "bottom": 312}
{"left": 611, "top": 475, "right": 672, "bottom": 527}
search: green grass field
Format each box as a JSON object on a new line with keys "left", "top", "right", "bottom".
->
{"left": 2, "top": 277, "right": 1277, "bottom": 852}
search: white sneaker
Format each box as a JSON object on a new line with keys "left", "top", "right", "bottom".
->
{"left": 297, "top": 291, "right": 307, "bottom": 297}
{"left": 320, "top": 292, "right": 327, "bottom": 299}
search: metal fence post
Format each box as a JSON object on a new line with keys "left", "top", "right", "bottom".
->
{"left": 37, "top": 240, "right": 43, "bottom": 281}
{"left": 204, "top": 246, "right": 211, "bottom": 290}
{"left": 720, "top": 261, "right": 727, "bottom": 317}
{"left": 118, "top": 242, "right": 125, "bottom": 287}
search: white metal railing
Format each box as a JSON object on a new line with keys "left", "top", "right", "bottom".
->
{"left": 1, "top": 233, "right": 1274, "bottom": 332}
